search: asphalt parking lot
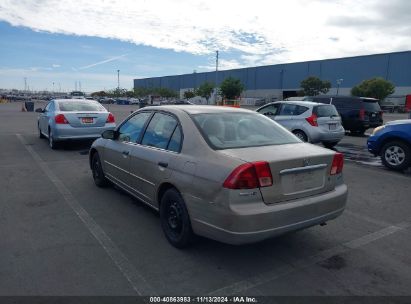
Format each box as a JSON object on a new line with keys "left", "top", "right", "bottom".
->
{"left": 1, "top": 102, "right": 411, "bottom": 296}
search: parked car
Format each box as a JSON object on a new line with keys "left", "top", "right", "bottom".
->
{"left": 116, "top": 98, "right": 130, "bottom": 105}
{"left": 99, "top": 98, "right": 115, "bottom": 104}
{"left": 36, "top": 99, "right": 116, "bottom": 149}
{"left": 254, "top": 98, "right": 267, "bottom": 106}
{"left": 256, "top": 101, "right": 345, "bottom": 148}
{"left": 168, "top": 100, "right": 195, "bottom": 105}
{"left": 89, "top": 105, "right": 347, "bottom": 248}
{"left": 129, "top": 98, "right": 140, "bottom": 105}
{"left": 312, "top": 96, "right": 383, "bottom": 135}
{"left": 367, "top": 119, "right": 411, "bottom": 171}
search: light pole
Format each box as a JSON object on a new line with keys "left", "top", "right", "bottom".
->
{"left": 336, "top": 78, "right": 343, "bottom": 95}
{"left": 214, "top": 50, "right": 219, "bottom": 105}
{"left": 117, "top": 69, "right": 120, "bottom": 96}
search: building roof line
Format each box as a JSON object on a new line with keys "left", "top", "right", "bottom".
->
{"left": 133, "top": 50, "right": 411, "bottom": 81}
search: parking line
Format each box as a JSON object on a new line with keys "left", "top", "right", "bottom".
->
{"left": 344, "top": 210, "right": 393, "bottom": 228}
{"left": 208, "top": 219, "right": 410, "bottom": 296}
{"left": 16, "top": 134, "right": 156, "bottom": 296}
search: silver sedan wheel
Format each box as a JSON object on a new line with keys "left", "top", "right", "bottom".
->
{"left": 295, "top": 133, "right": 305, "bottom": 141}
{"left": 384, "top": 145, "right": 405, "bottom": 166}
{"left": 293, "top": 130, "right": 308, "bottom": 142}
{"left": 49, "top": 131, "right": 54, "bottom": 148}
{"left": 48, "top": 129, "right": 58, "bottom": 149}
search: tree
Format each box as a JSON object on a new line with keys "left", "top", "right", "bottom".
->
{"left": 351, "top": 77, "right": 395, "bottom": 101}
{"left": 91, "top": 91, "right": 107, "bottom": 97}
{"left": 183, "top": 90, "right": 195, "bottom": 99}
{"left": 134, "top": 87, "right": 151, "bottom": 97}
{"left": 125, "top": 90, "right": 135, "bottom": 98}
{"left": 195, "top": 81, "right": 214, "bottom": 104}
{"left": 300, "top": 76, "right": 331, "bottom": 96}
{"left": 106, "top": 88, "right": 127, "bottom": 97}
{"left": 219, "top": 77, "right": 244, "bottom": 100}
{"left": 156, "top": 87, "right": 178, "bottom": 98}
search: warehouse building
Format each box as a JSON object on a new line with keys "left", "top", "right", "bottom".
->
{"left": 134, "top": 51, "right": 411, "bottom": 102}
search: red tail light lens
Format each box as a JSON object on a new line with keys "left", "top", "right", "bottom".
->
{"left": 55, "top": 114, "right": 68, "bottom": 124}
{"left": 254, "top": 161, "right": 273, "bottom": 187}
{"left": 106, "top": 113, "right": 115, "bottom": 123}
{"left": 306, "top": 114, "right": 318, "bottom": 127}
{"left": 330, "top": 153, "right": 344, "bottom": 175}
{"left": 223, "top": 161, "right": 273, "bottom": 189}
{"left": 359, "top": 109, "right": 365, "bottom": 120}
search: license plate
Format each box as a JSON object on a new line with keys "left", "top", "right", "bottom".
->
{"left": 329, "top": 124, "right": 337, "bottom": 130}
{"left": 371, "top": 113, "right": 376, "bottom": 117}
{"left": 281, "top": 170, "right": 325, "bottom": 195}
{"left": 81, "top": 117, "right": 93, "bottom": 124}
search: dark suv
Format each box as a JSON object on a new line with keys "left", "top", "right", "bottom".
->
{"left": 311, "top": 96, "right": 383, "bottom": 134}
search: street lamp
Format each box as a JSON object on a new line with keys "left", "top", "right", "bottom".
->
{"left": 336, "top": 79, "right": 344, "bottom": 96}
{"left": 117, "top": 70, "right": 120, "bottom": 94}
{"left": 214, "top": 50, "right": 219, "bottom": 105}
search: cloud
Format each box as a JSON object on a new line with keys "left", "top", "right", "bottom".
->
{"left": 30, "top": 66, "right": 52, "bottom": 71}
{"left": 52, "top": 64, "right": 61, "bottom": 68}
{"left": 0, "top": 0, "right": 410, "bottom": 69}
{"left": 198, "top": 59, "right": 243, "bottom": 71}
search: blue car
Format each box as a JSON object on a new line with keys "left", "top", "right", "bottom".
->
{"left": 367, "top": 120, "right": 411, "bottom": 171}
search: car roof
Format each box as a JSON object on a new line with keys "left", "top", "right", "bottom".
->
{"left": 314, "top": 95, "right": 379, "bottom": 102}
{"left": 386, "top": 119, "right": 411, "bottom": 126}
{"left": 269, "top": 100, "right": 326, "bottom": 107}
{"left": 142, "top": 105, "right": 254, "bottom": 115}
{"left": 360, "top": 97, "right": 379, "bottom": 101}
{"left": 53, "top": 98, "right": 97, "bottom": 102}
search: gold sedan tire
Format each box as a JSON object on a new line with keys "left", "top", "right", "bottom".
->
{"left": 160, "top": 188, "right": 194, "bottom": 248}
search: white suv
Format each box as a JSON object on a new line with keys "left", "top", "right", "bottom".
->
{"left": 256, "top": 101, "right": 345, "bottom": 148}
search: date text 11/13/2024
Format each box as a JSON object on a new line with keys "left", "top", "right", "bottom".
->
{"left": 149, "top": 296, "right": 258, "bottom": 303}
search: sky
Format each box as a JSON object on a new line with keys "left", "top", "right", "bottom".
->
{"left": 0, "top": 0, "right": 410, "bottom": 92}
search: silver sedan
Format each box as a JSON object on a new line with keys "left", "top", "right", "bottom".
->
{"left": 37, "top": 99, "right": 116, "bottom": 149}
{"left": 89, "top": 105, "right": 348, "bottom": 248}
{"left": 257, "top": 101, "right": 345, "bottom": 148}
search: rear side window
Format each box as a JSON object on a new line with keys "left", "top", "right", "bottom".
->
{"left": 279, "top": 104, "right": 308, "bottom": 116}
{"left": 141, "top": 113, "right": 179, "bottom": 150}
{"left": 312, "top": 97, "right": 331, "bottom": 104}
{"left": 192, "top": 112, "right": 300, "bottom": 150}
{"left": 48, "top": 102, "right": 55, "bottom": 112}
{"left": 295, "top": 105, "right": 309, "bottom": 115}
{"left": 314, "top": 105, "right": 339, "bottom": 117}
{"left": 168, "top": 127, "right": 182, "bottom": 152}
{"left": 332, "top": 97, "right": 360, "bottom": 109}
{"left": 362, "top": 100, "right": 381, "bottom": 112}
{"left": 257, "top": 104, "right": 280, "bottom": 116}
{"left": 58, "top": 101, "right": 105, "bottom": 112}
{"left": 45, "top": 102, "right": 52, "bottom": 112}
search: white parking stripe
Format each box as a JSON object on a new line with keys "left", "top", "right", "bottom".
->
{"left": 344, "top": 210, "right": 393, "bottom": 228}
{"left": 344, "top": 225, "right": 402, "bottom": 249}
{"left": 208, "top": 218, "right": 411, "bottom": 296}
{"left": 16, "top": 134, "right": 156, "bottom": 296}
